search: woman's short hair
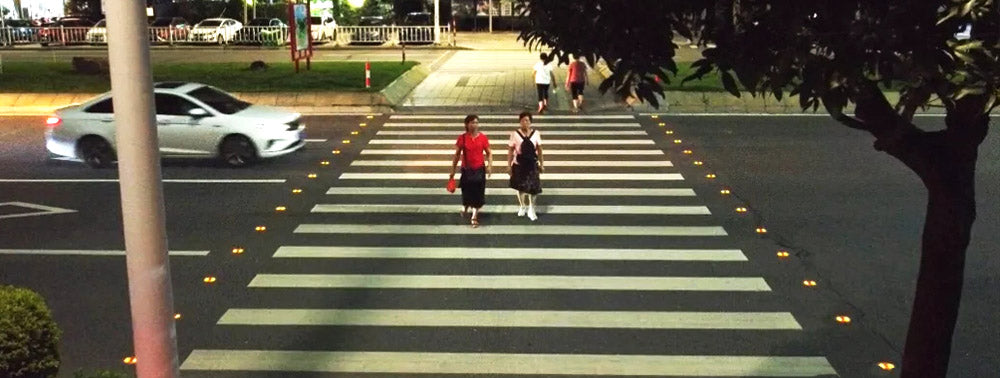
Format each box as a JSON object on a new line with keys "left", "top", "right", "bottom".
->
{"left": 464, "top": 114, "right": 479, "bottom": 132}
{"left": 518, "top": 111, "right": 533, "bottom": 122}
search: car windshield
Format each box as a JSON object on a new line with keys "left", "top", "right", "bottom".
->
{"left": 198, "top": 20, "right": 222, "bottom": 27}
{"left": 405, "top": 14, "right": 429, "bottom": 25}
{"left": 8, "top": 20, "right": 31, "bottom": 27}
{"left": 310, "top": 16, "right": 323, "bottom": 24}
{"left": 94, "top": 20, "right": 106, "bottom": 27}
{"left": 151, "top": 18, "right": 172, "bottom": 26}
{"left": 249, "top": 19, "right": 272, "bottom": 26}
{"left": 187, "top": 86, "right": 250, "bottom": 115}
{"left": 61, "top": 19, "right": 90, "bottom": 26}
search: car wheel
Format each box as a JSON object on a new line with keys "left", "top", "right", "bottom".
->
{"left": 219, "top": 135, "right": 258, "bottom": 168}
{"left": 216, "top": 34, "right": 225, "bottom": 45}
{"left": 77, "top": 136, "right": 116, "bottom": 168}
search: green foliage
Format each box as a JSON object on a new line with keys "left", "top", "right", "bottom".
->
{"left": 0, "top": 286, "right": 61, "bottom": 378}
{"left": 518, "top": 0, "right": 1000, "bottom": 117}
{"left": 64, "top": 0, "right": 102, "bottom": 19}
{"left": 72, "top": 369, "right": 130, "bottom": 378}
{"left": 360, "top": 0, "right": 395, "bottom": 19}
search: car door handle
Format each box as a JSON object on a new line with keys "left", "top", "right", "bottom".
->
{"left": 100, "top": 119, "right": 113, "bottom": 123}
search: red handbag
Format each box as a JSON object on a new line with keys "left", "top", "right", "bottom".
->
{"left": 446, "top": 177, "right": 456, "bottom": 193}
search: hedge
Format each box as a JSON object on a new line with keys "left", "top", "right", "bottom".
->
{"left": 0, "top": 285, "right": 61, "bottom": 378}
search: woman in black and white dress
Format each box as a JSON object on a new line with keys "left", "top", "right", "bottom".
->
{"left": 507, "top": 111, "right": 544, "bottom": 221}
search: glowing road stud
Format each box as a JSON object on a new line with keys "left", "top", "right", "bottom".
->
{"left": 777, "top": 250, "right": 790, "bottom": 258}
{"left": 735, "top": 207, "right": 748, "bottom": 213}
{"left": 803, "top": 280, "right": 817, "bottom": 287}
{"left": 360, "top": 123, "right": 367, "bottom": 127}
{"left": 231, "top": 247, "right": 245, "bottom": 254}
{"left": 307, "top": 173, "right": 318, "bottom": 179}
{"left": 651, "top": 115, "right": 659, "bottom": 119}
{"left": 658, "top": 122, "right": 666, "bottom": 127}
{"left": 123, "top": 356, "right": 137, "bottom": 365}
{"left": 174, "top": 313, "right": 182, "bottom": 320}
{"left": 351, "top": 131, "right": 359, "bottom": 135}
{"left": 665, "top": 130, "right": 674, "bottom": 135}
{"left": 755, "top": 227, "right": 768, "bottom": 234}
{"left": 320, "top": 161, "right": 331, "bottom": 166}
{"left": 720, "top": 188, "right": 731, "bottom": 195}
{"left": 366, "top": 115, "right": 374, "bottom": 119}
{"left": 673, "top": 139, "right": 682, "bottom": 144}
{"left": 878, "top": 362, "right": 895, "bottom": 371}
{"left": 683, "top": 150, "right": 693, "bottom": 154}
{"left": 836, "top": 315, "right": 852, "bottom": 324}
{"left": 705, "top": 173, "right": 716, "bottom": 179}
{"left": 255, "top": 226, "right": 267, "bottom": 232}
{"left": 292, "top": 189, "right": 303, "bottom": 194}
{"left": 203, "top": 276, "right": 217, "bottom": 284}
{"left": 342, "top": 139, "right": 351, "bottom": 144}
{"left": 693, "top": 161, "right": 703, "bottom": 166}
{"left": 275, "top": 206, "right": 287, "bottom": 212}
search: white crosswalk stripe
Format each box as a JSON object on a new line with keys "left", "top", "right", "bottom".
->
{"left": 180, "top": 113, "right": 837, "bottom": 377}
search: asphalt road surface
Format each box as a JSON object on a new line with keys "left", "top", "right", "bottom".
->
{"left": 0, "top": 112, "right": 995, "bottom": 377}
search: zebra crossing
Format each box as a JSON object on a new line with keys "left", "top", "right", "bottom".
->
{"left": 180, "top": 114, "right": 838, "bottom": 376}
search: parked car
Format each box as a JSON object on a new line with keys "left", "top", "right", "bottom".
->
{"left": 45, "top": 82, "right": 306, "bottom": 168}
{"left": 350, "top": 16, "right": 387, "bottom": 45}
{"left": 149, "top": 17, "right": 191, "bottom": 43}
{"left": 310, "top": 15, "right": 336, "bottom": 42}
{"left": 188, "top": 18, "right": 242, "bottom": 44}
{"left": 0, "top": 19, "right": 37, "bottom": 46}
{"left": 39, "top": 17, "right": 95, "bottom": 46}
{"left": 236, "top": 17, "right": 287, "bottom": 44}
{"left": 400, "top": 12, "right": 432, "bottom": 45}
{"left": 86, "top": 19, "right": 107, "bottom": 44}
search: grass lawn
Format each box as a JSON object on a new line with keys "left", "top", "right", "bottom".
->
{"left": 0, "top": 61, "right": 419, "bottom": 93}
{"left": 662, "top": 62, "right": 726, "bottom": 92}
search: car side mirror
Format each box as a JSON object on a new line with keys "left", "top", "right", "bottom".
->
{"left": 188, "top": 108, "right": 209, "bottom": 118}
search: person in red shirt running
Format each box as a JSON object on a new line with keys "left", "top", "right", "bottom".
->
{"left": 449, "top": 115, "right": 493, "bottom": 228}
{"left": 565, "top": 54, "right": 588, "bottom": 112}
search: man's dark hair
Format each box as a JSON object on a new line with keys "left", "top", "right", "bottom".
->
{"left": 464, "top": 114, "right": 479, "bottom": 132}
{"left": 539, "top": 53, "right": 548, "bottom": 61}
{"left": 518, "top": 111, "right": 533, "bottom": 122}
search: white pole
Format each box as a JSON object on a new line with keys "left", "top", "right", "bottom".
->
{"left": 433, "top": 0, "right": 440, "bottom": 44}
{"left": 105, "top": 0, "right": 179, "bottom": 376}
{"left": 488, "top": 0, "right": 493, "bottom": 33}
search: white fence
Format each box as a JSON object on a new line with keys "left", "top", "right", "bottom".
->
{"left": 0, "top": 25, "right": 451, "bottom": 47}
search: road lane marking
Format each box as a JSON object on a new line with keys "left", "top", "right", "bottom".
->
{"left": 180, "top": 351, "right": 837, "bottom": 375}
{"left": 325, "top": 187, "right": 697, "bottom": 196}
{"left": 377, "top": 130, "right": 647, "bottom": 136}
{"left": 391, "top": 115, "right": 636, "bottom": 120}
{"left": 0, "top": 179, "right": 287, "bottom": 183}
{"left": 248, "top": 274, "right": 767, "bottom": 291}
{"left": 641, "top": 112, "right": 947, "bottom": 117}
{"left": 274, "top": 246, "right": 745, "bottom": 261}
{"left": 360, "top": 149, "right": 664, "bottom": 155}
{"left": 0, "top": 249, "right": 209, "bottom": 256}
{"left": 0, "top": 202, "right": 77, "bottom": 220}
{"left": 369, "top": 139, "right": 656, "bottom": 145}
{"left": 304, "top": 139, "right": 328, "bottom": 142}
{"left": 384, "top": 123, "right": 641, "bottom": 127}
{"left": 217, "top": 309, "right": 800, "bottom": 329}
{"left": 294, "top": 224, "right": 727, "bottom": 236}
{"left": 337, "top": 173, "right": 684, "bottom": 180}
{"left": 350, "top": 160, "right": 673, "bottom": 167}
{"left": 311, "top": 204, "right": 711, "bottom": 215}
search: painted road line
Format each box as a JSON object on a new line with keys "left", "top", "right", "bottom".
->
{"left": 0, "top": 202, "right": 77, "bottom": 220}
{"left": 369, "top": 139, "right": 656, "bottom": 145}
{"left": 338, "top": 173, "right": 684, "bottom": 181}
{"left": 350, "top": 160, "right": 673, "bottom": 167}
{"left": 274, "top": 246, "right": 745, "bottom": 261}
{"left": 180, "top": 350, "right": 836, "bottom": 376}
{"left": 248, "top": 274, "right": 767, "bottom": 291}
{"left": 641, "top": 112, "right": 947, "bottom": 117}
{"left": 360, "top": 149, "right": 664, "bottom": 155}
{"left": 0, "top": 249, "right": 210, "bottom": 256}
{"left": 377, "top": 130, "right": 648, "bottom": 136}
{"left": 311, "top": 204, "right": 711, "bottom": 215}
{"left": 325, "top": 187, "right": 698, "bottom": 196}
{"left": 304, "top": 139, "right": 328, "bottom": 143}
{"left": 391, "top": 115, "right": 636, "bottom": 120}
{"left": 294, "top": 224, "right": 727, "bottom": 236}
{"left": 0, "top": 179, "right": 287, "bottom": 183}
{"left": 383, "top": 123, "right": 641, "bottom": 127}
{"left": 217, "top": 309, "right": 800, "bottom": 329}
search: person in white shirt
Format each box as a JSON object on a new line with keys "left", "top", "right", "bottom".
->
{"left": 532, "top": 53, "right": 556, "bottom": 114}
{"left": 507, "top": 111, "right": 544, "bottom": 221}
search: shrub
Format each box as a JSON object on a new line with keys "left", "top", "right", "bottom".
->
{"left": 73, "top": 369, "right": 130, "bottom": 378}
{"left": 0, "top": 285, "right": 61, "bottom": 378}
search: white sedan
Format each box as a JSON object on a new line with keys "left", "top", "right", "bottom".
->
{"left": 45, "top": 82, "right": 305, "bottom": 168}
{"left": 188, "top": 18, "right": 242, "bottom": 44}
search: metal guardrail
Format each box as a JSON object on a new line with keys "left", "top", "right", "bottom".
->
{"left": 0, "top": 25, "right": 451, "bottom": 48}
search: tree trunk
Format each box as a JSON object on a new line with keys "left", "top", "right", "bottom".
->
{"left": 897, "top": 118, "right": 984, "bottom": 377}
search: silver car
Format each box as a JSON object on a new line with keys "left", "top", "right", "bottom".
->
{"left": 45, "top": 82, "right": 305, "bottom": 168}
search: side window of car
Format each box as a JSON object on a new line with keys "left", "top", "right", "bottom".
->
{"left": 86, "top": 98, "right": 114, "bottom": 113}
{"left": 154, "top": 94, "right": 199, "bottom": 116}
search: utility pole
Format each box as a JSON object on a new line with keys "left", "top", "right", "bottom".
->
{"left": 105, "top": 0, "right": 179, "bottom": 376}
{"left": 488, "top": 0, "right": 492, "bottom": 33}
{"left": 433, "top": 0, "right": 440, "bottom": 44}
{"left": 243, "top": 0, "right": 248, "bottom": 23}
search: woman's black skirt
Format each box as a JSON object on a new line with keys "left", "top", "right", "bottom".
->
{"left": 460, "top": 167, "right": 487, "bottom": 208}
{"left": 509, "top": 163, "right": 542, "bottom": 195}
